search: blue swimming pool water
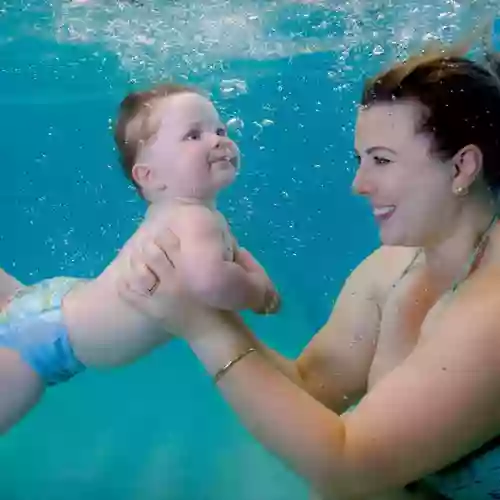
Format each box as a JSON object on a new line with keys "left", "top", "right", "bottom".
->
{"left": 0, "top": 1, "right": 496, "bottom": 498}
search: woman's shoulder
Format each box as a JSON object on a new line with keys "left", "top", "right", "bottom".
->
{"left": 356, "top": 245, "right": 420, "bottom": 302}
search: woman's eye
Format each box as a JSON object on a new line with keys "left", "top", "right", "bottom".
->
{"left": 373, "top": 156, "right": 391, "bottom": 165}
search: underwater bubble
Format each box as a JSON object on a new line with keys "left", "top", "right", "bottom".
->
{"left": 220, "top": 78, "right": 248, "bottom": 97}
{"left": 226, "top": 116, "right": 245, "bottom": 135}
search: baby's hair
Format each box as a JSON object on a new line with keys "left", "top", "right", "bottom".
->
{"left": 114, "top": 83, "right": 203, "bottom": 196}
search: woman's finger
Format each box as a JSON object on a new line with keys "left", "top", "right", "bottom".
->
{"left": 124, "top": 251, "right": 159, "bottom": 296}
{"left": 153, "top": 228, "right": 180, "bottom": 269}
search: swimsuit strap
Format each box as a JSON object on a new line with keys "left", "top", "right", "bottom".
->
{"left": 450, "top": 213, "right": 498, "bottom": 293}
{"left": 393, "top": 247, "right": 422, "bottom": 288}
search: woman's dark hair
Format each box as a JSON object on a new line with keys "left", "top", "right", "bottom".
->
{"left": 361, "top": 41, "right": 500, "bottom": 192}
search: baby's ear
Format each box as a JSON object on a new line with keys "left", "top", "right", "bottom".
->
{"left": 131, "top": 163, "right": 151, "bottom": 191}
{"left": 132, "top": 163, "right": 166, "bottom": 193}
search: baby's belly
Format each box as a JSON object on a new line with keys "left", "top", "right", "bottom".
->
{"left": 63, "top": 276, "right": 169, "bottom": 367}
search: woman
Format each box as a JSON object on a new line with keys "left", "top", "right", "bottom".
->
{"left": 117, "top": 44, "right": 500, "bottom": 499}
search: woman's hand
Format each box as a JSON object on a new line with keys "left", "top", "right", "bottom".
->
{"left": 117, "top": 229, "right": 237, "bottom": 341}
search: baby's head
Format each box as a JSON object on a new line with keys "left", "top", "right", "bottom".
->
{"left": 114, "top": 83, "right": 240, "bottom": 203}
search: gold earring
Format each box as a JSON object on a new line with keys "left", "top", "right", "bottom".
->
{"left": 454, "top": 186, "right": 467, "bottom": 196}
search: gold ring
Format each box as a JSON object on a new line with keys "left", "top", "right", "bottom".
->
{"left": 147, "top": 279, "right": 159, "bottom": 295}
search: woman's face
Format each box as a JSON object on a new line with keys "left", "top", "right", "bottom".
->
{"left": 353, "top": 100, "right": 458, "bottom": 247}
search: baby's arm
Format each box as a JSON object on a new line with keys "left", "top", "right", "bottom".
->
{"left": 176, "top": 208, "right": 268, "bottom": 311}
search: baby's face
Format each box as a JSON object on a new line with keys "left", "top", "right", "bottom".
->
{"left": 136, "top": 92, "right": 240, "bottom": 201}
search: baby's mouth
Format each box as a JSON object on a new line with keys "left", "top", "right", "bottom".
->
{"left": 211, "top": 153, "right": 237, "bottom": 168}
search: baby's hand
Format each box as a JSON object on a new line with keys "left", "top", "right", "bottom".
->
{"left": 254, "top": 283, "right": 281, "bottom": 315}
{"left": 235, "top": 248, "right": 281, "bottom": 315}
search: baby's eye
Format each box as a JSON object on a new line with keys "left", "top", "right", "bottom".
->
{"left": 216, "top": 127, "right": 227, "bottom": 137}
{"left": 185, "top": 129, "right": 201, "bottom": 141}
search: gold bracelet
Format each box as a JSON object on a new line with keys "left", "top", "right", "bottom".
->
{"left": 214, "top": 347, "right": 257, "bottom": 384}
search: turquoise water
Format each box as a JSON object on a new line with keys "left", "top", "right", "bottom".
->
{"left": 0, "top": 1, "right": 497, "bottom": 498}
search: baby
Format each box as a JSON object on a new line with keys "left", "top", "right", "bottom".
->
{"left": 113, "top": 83, "right": 280, "bottom": 315}
{"left": 0, "top": 83, "right": 279, "bottom": 432}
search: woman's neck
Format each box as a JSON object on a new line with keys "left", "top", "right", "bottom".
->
{"left": 423, "top": 198, "right": 498, "bottom": 290}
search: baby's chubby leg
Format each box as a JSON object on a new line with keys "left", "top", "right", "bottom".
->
{"left": 0, "top": 275, "right": 44, "bottom": 433}
{"left": 0, "top": 347, "right": 43, "bottom": 434}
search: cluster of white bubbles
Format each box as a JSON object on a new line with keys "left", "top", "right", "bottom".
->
{"left": 50, "top": 0, "right": 499, "bottom": 85}
{"left": 33, "top": 0, "right": 495, "bottom": 144}
{"left": 3, "top": 0, "right": 498, "bottom": 144}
